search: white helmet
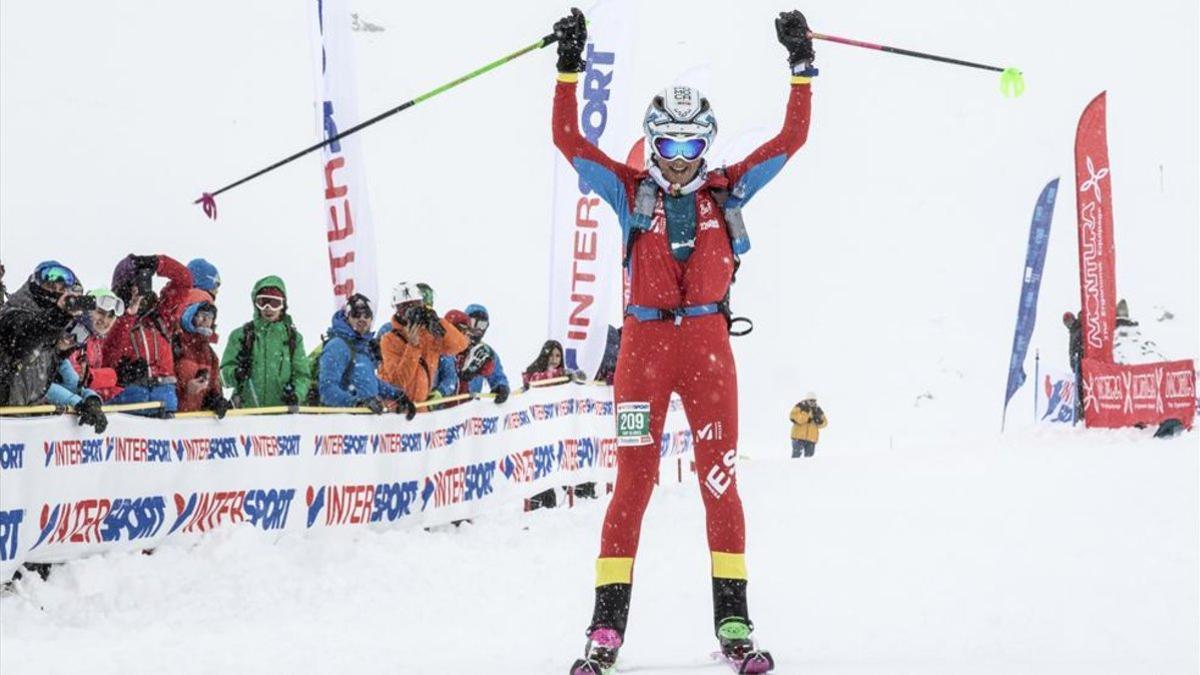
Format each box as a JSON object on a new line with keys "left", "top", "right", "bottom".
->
{"left": 643, "top": 86, "right": 717, "bottom": 161}
{"left": 390, "top": 282, "right": 421, "bottom": 308}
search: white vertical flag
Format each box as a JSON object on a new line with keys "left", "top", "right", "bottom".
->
{"left": 547, "top": 0, "right": 639, "bottom": 376}
{"left": 310, "top": 0, "right": 378, "bottom": 308}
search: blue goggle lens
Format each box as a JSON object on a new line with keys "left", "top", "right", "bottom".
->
{"left": 653, "top": 136, "right": 707, "bottom": 160}
{"left": 38, "top": 265, "right": 77, "bottom": 286}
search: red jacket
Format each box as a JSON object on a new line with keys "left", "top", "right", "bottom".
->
{"left": 103, "top": 256, "right": 192, "bottom": 380}
{"left": 174, "top": 330, "right": 222, "bottom": 412}
{"left": 523, "top": 366, "right": 566, "bottom": 388}
{"left": 69, "top": 334, "right": 122, "bottom": 401}
{"left": 552, "top": 74, "right": 811, "bottom": 308}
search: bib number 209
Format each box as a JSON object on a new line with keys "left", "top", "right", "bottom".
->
{"left": 616, "top": 402, "right": 652, "bottom": 447}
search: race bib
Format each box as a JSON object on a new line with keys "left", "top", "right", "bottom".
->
{"left": 616, "top": 401, "right": 652, "bottom": 447}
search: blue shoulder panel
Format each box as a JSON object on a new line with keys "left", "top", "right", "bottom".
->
{"left": 728, "top": 154, "right": 788, "bottom": 208}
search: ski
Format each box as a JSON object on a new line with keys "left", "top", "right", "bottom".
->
{"left": 712, "top": 649, "right": 775, "bottom": 674}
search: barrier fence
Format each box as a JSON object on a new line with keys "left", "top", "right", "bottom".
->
{"left": 0, "top": 383, "right": 694, "bottom": 579}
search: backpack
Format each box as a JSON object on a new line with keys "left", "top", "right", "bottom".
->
{"left": 304, "top": 333, "right": 361, "bottom": 406}
{"left": 234, "top": 319, "right": 299, "bottom": 387}
{"left": 625, "top": 169, "right": 754, "bottom": 336}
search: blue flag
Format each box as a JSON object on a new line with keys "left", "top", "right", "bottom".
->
{"left": 1004, "top": 179, "right": 1059, "bottom": 417}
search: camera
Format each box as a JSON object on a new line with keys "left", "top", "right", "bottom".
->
{"left": 403, "top": 304, "right": 445, "bottom": 338}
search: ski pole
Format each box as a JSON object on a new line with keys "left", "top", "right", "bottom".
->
{"left": 195, "top": 30, "right": 562, "bottom": 219}
{"left": 808, "top": 32, "right": 1024, "bottom": 98}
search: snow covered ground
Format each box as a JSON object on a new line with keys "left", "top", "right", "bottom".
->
{"left": 1, "top": 0, "right": 1197, "bottom": 672}
{"left": 2, "top": 430, "right": 1196, "bottom": 674}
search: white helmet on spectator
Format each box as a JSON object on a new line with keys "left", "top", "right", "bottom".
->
{"left": 390, "top": 282, "right": 421, "bottom": 309}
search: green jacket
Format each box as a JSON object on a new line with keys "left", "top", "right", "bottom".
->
{"left": 219, "top": 276, "right": 311, "bottom": 407}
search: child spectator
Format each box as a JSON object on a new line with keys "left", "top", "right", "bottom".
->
{"left": 47, "top": 327, "right": 107, "bottom": 432}
{"left": 456, "top": 303, "right": 510, "bottom": 404}
{"left": 220, "top": 277, "right": 310, "bottom": 408}
{"left": 789, "top": 393, "right": 827, "bottom": 458}
{"left": 524, "top": 339, "right": 579, "bottom": 388}
{"left": 173, "top": 293, "right": 231, "bottom": 416}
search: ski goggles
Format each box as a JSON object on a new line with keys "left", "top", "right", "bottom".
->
{"left": 468, "top": 317, "right": 489, "bottom": 332}
{"left": 92, "top": 293, "right": 125, "bottom": 316}
{"left": 36, "top": 264, "right": 78, "bottom": 287}
{"left": 652, "top": 136, "right": 708, "bottom": 161}
{"left": 255, "top": 296, "right": 285, "bottom": 311}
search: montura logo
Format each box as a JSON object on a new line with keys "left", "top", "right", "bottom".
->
{"left": 1080, "top": 156, "right": 1109, "bottom": 203}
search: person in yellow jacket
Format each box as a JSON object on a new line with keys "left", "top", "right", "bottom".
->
{"left": 789, "top": 392, "right": 827, "bottom": 458}
{"left": 378, "top": 282, "right": 468, "bottom": 404}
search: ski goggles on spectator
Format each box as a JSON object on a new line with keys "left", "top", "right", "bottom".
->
{"left": 92, "top": 294, "right": 125, "bottom": 316}
{"left": 36, "top": 264, "right": 78, "bottom": 287}
{"left": 345, "top": 301, "right": 373, "bottom": 319}
{"left": 255, "top": 296, "right": 285, "bottom": 311}
{"left": 652, "top": 136, "right": 708, "bottom": 161}
{"left": 468, "top": 317, "right": 489, "bottom": 332}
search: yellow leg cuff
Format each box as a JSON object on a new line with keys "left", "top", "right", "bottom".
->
{"left": 557, "top": 72, "right": 581, "bottom": 83}
{"left": 790, "top": 76, "right": 813, "bottom": 85}
{"left": 711, "top": 552, "right": 747, "bottom": 580}
{"left": 595, "top": 557, "right": 634, "bottom": 586}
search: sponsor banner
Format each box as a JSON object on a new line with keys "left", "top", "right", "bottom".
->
{"left": 1036, "top": 368, "right": 1079, "bottom": 425}
{"left": 1003, "top": 178, "right": 1059, "bottom": 414}
{"left": 1074, "top": 93, "right": 1118, "bottom": 362}
{"left": 311, "top": 0, "right": 378, "bottom": 307}
{"left": 547, "top": 0, "right": 639, "bottom": 376}
{"left": 1081, "top": 358, "right": 1196, "bottom": 429}
{"left": 0, "top": 385, "right": 691, "bottom": 578}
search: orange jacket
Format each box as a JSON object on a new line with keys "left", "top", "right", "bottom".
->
{"left": 378, "top": 317, "right": 468, "bottom": 403}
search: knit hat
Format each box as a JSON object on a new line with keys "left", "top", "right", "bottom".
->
{"left": 802, "top": 392, "right": 817, "bottom": 401}
{"left": 187, "top": 259, "right": 221, "bottom": 292}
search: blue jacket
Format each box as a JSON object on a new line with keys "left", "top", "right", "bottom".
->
{"left": 318, "top": 311, "right": 400, "bottom": 406}
{"left": 46, "top": 358, "right": 97, "bottom": 408}
{"left": 434, "top": 356, "right": 459, "bottom": 397}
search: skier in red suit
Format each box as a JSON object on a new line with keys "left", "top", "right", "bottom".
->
{"left": 552, "top": 8, "right": 817, "bottom": 674}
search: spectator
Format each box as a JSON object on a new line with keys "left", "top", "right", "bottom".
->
{"left": 318, "top": 293, "right": 415, "bottom": 417}
{"left": 0, "top": 261, "right": 88, "bottom": 406}
{"left": 220, "top": 276, "right": 310, "bottom": 408}
{"left": 594, "top": 326, "right": 621, "bottom": 385}
{"left": 66, "top": 289, "right": 125, "bottom": 401}
{"left": 523, "top": 339, "right": 573, "bottom": 387}
{"left": 1062, "top": 311, "right": 1084, "bottom": 419}
{"left": 103, "top": 254, "right": 193, "bottom": 415}
{"left": 456, "top": 303, "right": 510, "bottom": 404}
{"left": 173, "top": 294, "right": 231, "bottom": 416}
{"left": 187, "top": 258, "right": 221, "bottom": 301}
{"left": 379, "top": 282, "right": 468, "bottom": 406}
{"left": 789, "top": 393, "right": 827, "bottom": 458}
{"left": 45, "top": 327, "right": 107, "bottom": 433}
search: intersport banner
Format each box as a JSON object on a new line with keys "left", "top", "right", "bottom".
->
{"left": 1003, "top": 178, "right": 1059, "bottom": 417}
{"left": 0, "top": 386, "right": 694, "bottom": 579}
{"left": 1074, "top": 92, "right": 1118, "bottom": 363}
{"left": 1080, "top": 358, "right": 1196, "bottom": 429}
{"left": 311, "top": 0, "right": 378, "bottom": 307}
{"left": 547, "top": 0, "right": 638, "bottom": 375}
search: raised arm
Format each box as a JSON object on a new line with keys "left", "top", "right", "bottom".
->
{"left": 723, "top": 10, "right": 817, "bottom": 208}
{"left": 550, "top": 8, "right": 636, "bottom": 218}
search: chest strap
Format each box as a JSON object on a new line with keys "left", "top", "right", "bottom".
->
{"left": 626, "top": 303, "right": 720, "bottom": 326}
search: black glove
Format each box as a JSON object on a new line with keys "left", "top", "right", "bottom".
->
{"left": 203, "top": 391, "right": 232, "bottom": 419}
{"left": 281, "top": 384, "right": 299, "bottom": 407}
{"left": 775, "top": 10, "right": 815, "bottom": 68}
{"left": 116, "top": 357, "right": 150, "bottom": 386}
{"left": 361, "top": 397, "right": 384, "bottom": 415}
{"left": 75, "top": 396, "right": 108, "bottom": 434}
{"left": 492, "top": 384, "right": 510, "bottom": 405}
{"left": 812, "top": 406, "right": 825, "bottom": 424}
{"left": 394, "top": 392, "right": 417, "bottom": 421}
{"left": 553, "top": 8, "right": 587, "bottom": 73}
{"left": 422, "top": 307, "right": 446, "bottom": 338}
{"left": 234, "top": 353, "right": 253, "bottom": 382}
